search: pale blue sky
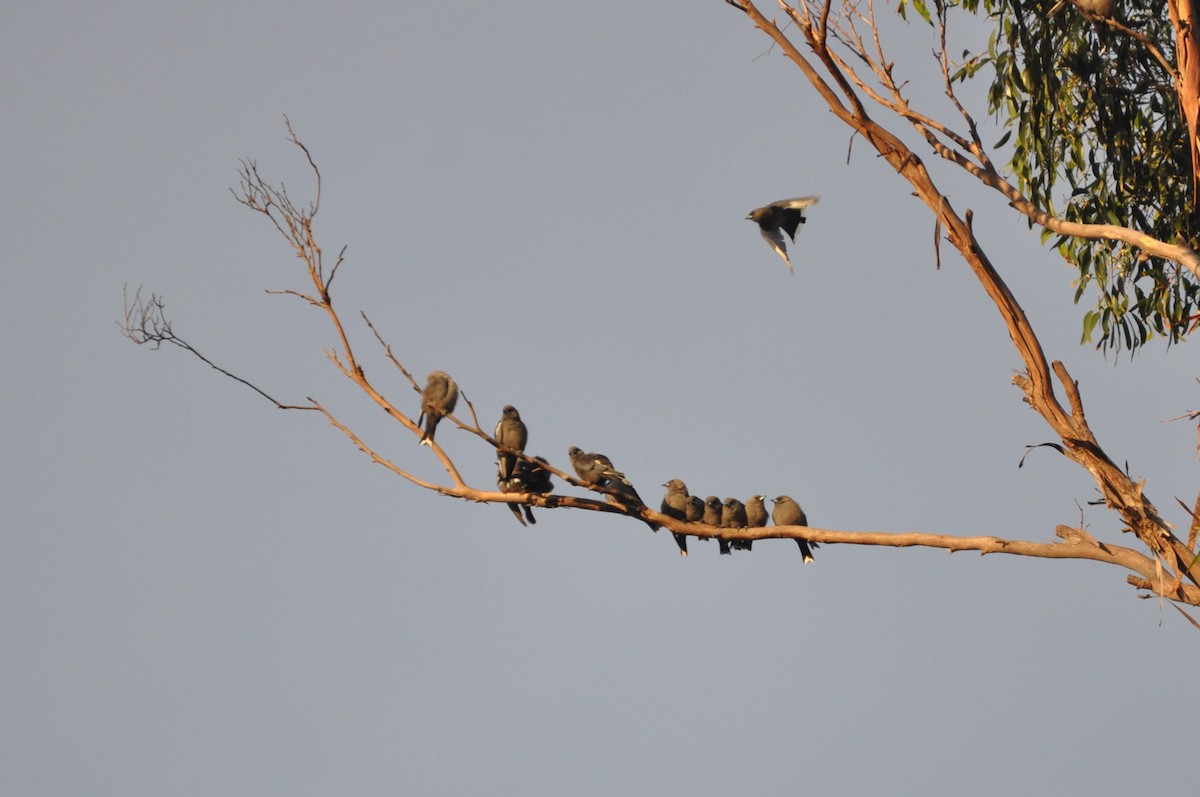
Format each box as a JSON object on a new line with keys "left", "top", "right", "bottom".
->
{"left": 3, "top": 2, "right": 1197, "bottom": 794}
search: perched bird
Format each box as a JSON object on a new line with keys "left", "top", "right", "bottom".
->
{"left": 684, "top": 495, "right": 705, "bottom": 524}
{"left": 515, "top": 456, "right": 554, "bottom": 496}
{"left": 746, "top": 196, "right": 820, "bottom": 273}
{"left": 660, "top": 479, "right": 691, "bottom": 557}
{"left": 503, "top": 455, "right": 554, "bottom": 526}
{"left": 743, "top": 494, "right": 769, "bottom": 552}
{"left": 722, "top": 497, "right": 748, "bottom": 552}
{"left": 498, "top": 475, "right": 528, "bottom": 527}
{"left": 494, "top": 405, "right": 528, "bottom": 484}
{"left": 773, "top": 495, "right": 816, "bottom": 563}
{"left": 568, "top": 446, "right": 624, "bottom": 487}
{"left": 568, "top": 446, "right": 660, "bottom": 532}
{"left": 1047, "top": 0, "right": 1114, "bottom": 17}
{"left": 417, "top": 371, "right": 458, "bottom": 446}
{"left": 702, "top": 496, "right": 723, "bottom": 526}
{"left": 494, "top": 405, "right": 530, "bottom": 526}
{"left": 703, "top": 496, "right": 729, "bottom": 554}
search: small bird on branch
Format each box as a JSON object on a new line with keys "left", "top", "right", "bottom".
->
{"left": 568, "top": 446, "right": 660, "bottom": 532}
{"left": 418, "top": 371, "right": 458, "bottom": 446}
{"left": 660, "top": 479, "right": 692, "bottom": 557}
{"left": 773, "top": 495, "right": 816, "bottom": 563}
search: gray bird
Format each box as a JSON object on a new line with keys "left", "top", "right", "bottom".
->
{"left": 503, "top": 455, "right": 554, "bottom": 526}
{"left": 743, "top": 494, "right": 768, "bottom": 551}
{"left": 495, "top": 405, "right": 529, "bottom": 526}
{"left": 704, "top": 496, "right": 730, "bottom": 554}
{"left": 1048, "top": 0, "right": 1114, "bottom": 17}
{"left": 773, "top": 495, "right": 816, "bottom": 563}
{"left": 746, "top": 196, "right": 820, "bottom": 274}
{"left": 684, "top": 495, "right": 705, "bottom": 524}
{"left": 722, "top": 497, "right": 748, "bottom": 552}
{"left": 568, "top": 446, "right": 660, "bottom": 532}
{"left": 494, "top": 405, "right": 528, "bottom": 483}
{"left": 660, "top": 479, "right": 691, "bottom": 557}
{"left": 417, "top": 371, "right": 458, "bottom": 446}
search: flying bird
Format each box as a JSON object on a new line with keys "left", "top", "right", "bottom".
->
{"left": 568, "top": 446, "right": 660, "bottom": 532}
{"left": 660, "top": 479, "right": 692, "bottom": 557}
{"left": 746, "top": 196, "right": 820, "bottom": 274}
{"left": 417, "top": 371, "right": 458, "bottom": 446}
{"left": 773, "top": 495, "right": 816, "bottom": 563}
{"left": 495, "top": 405, "right": 530, "bottom": 526}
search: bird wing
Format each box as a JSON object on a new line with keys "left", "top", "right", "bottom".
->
{"left": 423, "top": 379, "right": 449, "bottom": 414}
{"left": 589, "top": 454, "right": 624, "bottom": 481}
{"left": 759, "top": 226, "right": 794, "bottom": 273}
{"left": 778, "top": 210, "right": 808, "bottom": 242}
{"left": 769, "top": 196, "right": 820, "bottom": 210}
{"left": 776, "top": 198, "right": 818, "bottom": 241}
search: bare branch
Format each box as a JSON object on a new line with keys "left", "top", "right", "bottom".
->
{"left": 360, "top": 312, "right": 421, "bottom": 390}
{"left": 120, "top": 285, "right": 315, "bottom": 411}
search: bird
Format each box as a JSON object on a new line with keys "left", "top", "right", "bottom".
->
{"left": 494, "top": 405, "right": 527, "bottom": 484}
{"left": 685, "top": 495, "right": 705, "bottom": 524}
{"left": 568, "top": 446, "right": 660, "bottom": 532}
{"left": 515, "top": 456, "right": 554, "bottom": 496}
{"left": 503, "top": 455, "right": 554, "bottom": 526}
{"left": 744, "top": 494, "right": 768, "bottom": 551}
{"left": 417, "top": 371, "right": 458, "bottom": 446}
{"left": 746, "top": 196, "right": 820, "bottom": 274}
{"left": 660, "top": 479, "right": 691, "bottom": 557}
{"left": 1047, "top": 0, "right": 1114, "bottom": 17}
{"left": 773, "top": 495, "right": 816, "bottom": 563}
{"left": 498, "top": 475, "right": 528, "bottom": 526}
{"left": 703, "top": 496, "right": 729, "bottom": 554}
{"left": 722, "top": 497, "right": 748, "bottom": 552}
{"left": 494, "top": 405, "right": 529, "bottom": 526}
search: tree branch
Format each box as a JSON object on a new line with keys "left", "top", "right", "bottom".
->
{"left": 737, "top": 0, "right": 1200, "bottom": 599}
{"left": 126, "top": 110, "right": 1200, "bottom": 608}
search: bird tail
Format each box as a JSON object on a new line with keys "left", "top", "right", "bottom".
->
{"left": 795, "top": 538, "right": 815, "bottom": 563}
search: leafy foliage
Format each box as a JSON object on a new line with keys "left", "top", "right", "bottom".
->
{"left": 926, "top": 0, "right": 1200, "bottom": 353}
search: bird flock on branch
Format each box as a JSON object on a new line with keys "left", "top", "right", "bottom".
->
{"left": 417, "top": 366, "right": 818, "bottom": 562}
{"left": 413, "top": 199, "right": 820, "bottom": 558}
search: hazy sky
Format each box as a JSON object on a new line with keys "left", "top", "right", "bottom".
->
{"left": 4, "top": 2, "right": 1197, "bottom": 794}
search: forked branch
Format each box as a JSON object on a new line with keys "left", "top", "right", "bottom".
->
{"left": 735, "top": 0, "right": 1200, "bottom": 601}
{"left": 125, "top": 115, "right": 1200, "bottom": 605}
